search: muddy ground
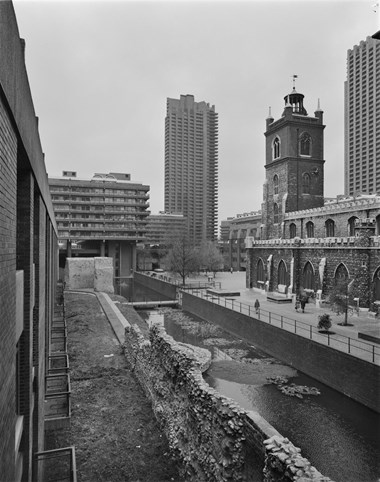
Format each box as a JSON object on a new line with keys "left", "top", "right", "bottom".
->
{"left": 46, "top": 292, "right": 183, "bottom": 482}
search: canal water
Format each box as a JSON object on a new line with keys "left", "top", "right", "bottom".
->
{"left": 137, "top": 305, "right": 380, "bottom": 482}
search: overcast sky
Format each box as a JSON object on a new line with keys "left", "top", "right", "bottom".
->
{"left": 13, "top": 0, "right": 377, "bottom": 225}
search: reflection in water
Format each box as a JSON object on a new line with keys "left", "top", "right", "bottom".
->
{"left": 140, "top": 310, "right": 380, "bottom": 482}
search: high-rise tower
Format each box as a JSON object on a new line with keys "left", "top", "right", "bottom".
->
{"left": 164, "top": 95, "right": 218, "bottom": 246}
{"left": 262, "top": 87, "right": 325, "bottom": 239}
{"left": 344, "top": 36, "right": 380, "bottom": 195}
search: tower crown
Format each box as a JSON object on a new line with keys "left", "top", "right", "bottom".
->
{"left": 283, "top": 88, "right": 307, "bottom": 116}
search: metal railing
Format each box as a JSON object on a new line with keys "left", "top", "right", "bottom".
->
{"left": 138, "top": 271, "right": 222, "bottom": 290}
{"left": 186, "top": 289, "right": 380, "bottom": 365}
{"left": 35, "top": 447, "right": 77, "bottom": 482}
{"left": 45, "top": 373, "right": 71, "bottom": 427}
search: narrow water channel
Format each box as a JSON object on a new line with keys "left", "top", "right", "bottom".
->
{"left": 139, "top": 307, "right": 380, "bottom": 482}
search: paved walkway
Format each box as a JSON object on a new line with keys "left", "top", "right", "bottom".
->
{"left": 184, "top": 271, "right": 380, "bottom": 365}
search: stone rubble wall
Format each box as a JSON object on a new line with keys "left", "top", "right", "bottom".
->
{"left": 64, "top": 257, "right": 114, "bottom": 293}
{"left": 122, "top": 314, "right": 333, "bottom": 481}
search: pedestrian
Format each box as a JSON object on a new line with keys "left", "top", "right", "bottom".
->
{"left": 230, "top": 267, "right": 233, "bottom": 274}
{"left": 300, "top": 299, "right": 306, "bottom": 313}
{"left": 254, "top": 299, "right": 260, "bottom": 315}
{"left": 295, "top": 299, "right": 300, "bottom": 312}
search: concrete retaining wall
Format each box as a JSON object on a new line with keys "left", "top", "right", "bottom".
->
{"left": 182, "top": 292, "right": 380, "bottom": 413}
{"left": 122, "top": 312, "right": 331, "bottom": 481}
{"left": 134, "top": 271, "right": 177, "bottom": 299}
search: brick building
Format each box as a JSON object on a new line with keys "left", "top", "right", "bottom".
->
{"left": 246, "top": 87, "right": 380, "bottom": 310}
{"left": 0, "top": 3, "right": 59, "bottom": 481}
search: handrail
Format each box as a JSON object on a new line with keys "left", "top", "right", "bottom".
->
{"left": 185, "top": 289, "right": 380, "bottom": 365}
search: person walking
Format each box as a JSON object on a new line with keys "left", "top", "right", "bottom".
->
{"left": 254, "top": 299, "right": 260, "bottom": 315}
{"left": 230, "top": 267, "right": 233, "bottom": 274}
{"left": 300, "top": 298, "right": 306, "bottom": 313}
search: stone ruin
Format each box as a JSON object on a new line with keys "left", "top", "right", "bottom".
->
{"left": 64, "top": 257, "right": 114, "bottom": 293}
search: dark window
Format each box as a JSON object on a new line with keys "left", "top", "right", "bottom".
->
{"left": 278, "top": 260, "right": 287, "bottom": 285}
{"left": 257, "top": 259, "right": 264, "bottom": 282}
{"left": 306, "top": 221, "right": 314, "bottom": 238}
{"left": 300, "top": 132, "right": 312, "bottom": 156}
{"left": 273, "top": 137, "right": 280, "bottom": 159}
{"left": 273, "top": 174, "right": 279, "bottom": 195}
{"left": 348, "top": 216, "right": 358, "bottom": 236}
{"left": 289, "top": 223, "right": 296, "bottom": 238}
{"left": 302, "top": 262, "right": 315, "bottom": 290}
{"left": 302, "top": 173, "right": 311, "bottom": 194}
{"left": 325, "top": 219, "right": 335, "bottom": 237}
{"left": 335, "top": 263, "right": 349, "bottom": 281}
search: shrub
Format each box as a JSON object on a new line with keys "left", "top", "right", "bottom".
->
{"left": 318, "top": 313, "right": 332, "bottom": 331}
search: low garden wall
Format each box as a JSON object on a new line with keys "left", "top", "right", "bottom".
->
{"left": 122, "top": 310, "right": 332, "bottom": 481}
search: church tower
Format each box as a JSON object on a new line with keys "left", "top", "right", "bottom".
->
{"left": 261, "top": 84, "right": 325, "bottom": 239}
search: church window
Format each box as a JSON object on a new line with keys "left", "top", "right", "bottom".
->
{"left": 348, "top": 216, "right": 358, "bottom": 236}
{"left": 325, "top": 219, "right": 335, "bottom": 237}
{"left": 335, "top": 263, "right": 349, "bottom": 281}
{"left": 302, "top": 173, "right": 311, "bottom": 194}
{"left": 300, "top": 132, "right": 312, "bottom": 156}
{"left": 289, "top": 223, "right": 296, "bottom": 238}
{"left": 273, "top": 137, "right": 280, "bottom": 159}
{"left": 302, "top": 262, "right": 315, "bottom": 290}
{"left": 273, "top": 203, "right": 279, "bottom": 224}
{"left": 278, "top": 260, "right": 287, "bottom": 285}
{"left": 257, "top": 258, "right": 265, "bottom": 282}
{"left": 306, "top": 221, "right": 314, "bottom": 238}
{"left": 273, "top": 174, "right": 279, "bottom": 194}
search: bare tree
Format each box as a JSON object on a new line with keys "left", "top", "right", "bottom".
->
{"left": 199, "top": 241, "right": 224, "bottom": 277}
{"left": 163, "top": 233, "right": 200, "bottom": 285}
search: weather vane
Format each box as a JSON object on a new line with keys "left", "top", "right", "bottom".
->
{"left": 292, "top": 74, "right": 298, "bottom": 90}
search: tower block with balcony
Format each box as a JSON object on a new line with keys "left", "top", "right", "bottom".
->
{"left": 262, "top": 88, "right": 325, "bottom": 239}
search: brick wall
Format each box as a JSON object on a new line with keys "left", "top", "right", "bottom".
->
{"left": 0, "top": 91, "right": 18, "bottom": 481}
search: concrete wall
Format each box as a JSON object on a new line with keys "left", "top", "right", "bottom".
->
{"left": 122, "top": 311, "right": 331, "bottom": 481}
{"left": 134, "top": 271, "right": 177, "bottom": 299}
{"left": 182, "top": 292, "right": 380, "bottom": 413}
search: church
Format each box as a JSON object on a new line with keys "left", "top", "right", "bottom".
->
{"left": 245, "top": 87, "right": 380, "bottom": 311}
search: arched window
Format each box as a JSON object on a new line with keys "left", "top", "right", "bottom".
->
{"left": 273, "top": 174, "right": 279, "bottom": 195}
{"left": 325, "top": 219, "right": 335, "bottom": 237}
{"left": 300, "top": 132, "right": 312, "bottom": 156}
{"left": 306, "top": 221, "right": 314, "bottom": 238}
{"left": 273, "top": 137, "right": 280, "bottom": 159}
{"left": 278, "top": 260, "right": 287, "bottom": 285}
{"left": 334, "top": 263, "right": 349, "bottom": 282}
{"left": 302, "top": 262, "right": 315, "bottom": 290}
{"left": 257, "top": 258, "right": 264, "bottom": 282}
{"left": 273, "top": 203, "right": 279, "bottom": 224}
{"left": 376, "top": 215, "right": 380, "bottom": 236}
{"left": 302, "top": 173, "right": 311, "bottom": 194}
{"left": 289, "top": 223, "right": 296, "bottom": 238}
{"left": 348, "top": 216, "right": 358, "bottom": 237}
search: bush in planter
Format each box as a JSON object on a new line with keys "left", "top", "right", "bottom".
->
{"left": 318, "top": 313, "right": 332, "bottom": 332}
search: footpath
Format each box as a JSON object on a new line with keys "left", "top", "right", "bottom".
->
{"left": 183, "top": 271, "right": 380, "bottom": 364}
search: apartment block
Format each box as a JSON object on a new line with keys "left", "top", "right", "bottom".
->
{"left": 344, "top": 36, "right": 380, "bottom": 195}
{"left": 48, "top": 172, "right": 150, "bottom": 279}
{"left": 165, "top": 94, "right": 218, "bottom": 246}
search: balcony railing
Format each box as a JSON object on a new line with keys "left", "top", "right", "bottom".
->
{"left": 35, "top": 447, "right": 77, "bottom": 482}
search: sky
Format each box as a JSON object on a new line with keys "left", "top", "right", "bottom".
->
{"left": 13, "top": 0, "right": 378, "bottom": 225}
